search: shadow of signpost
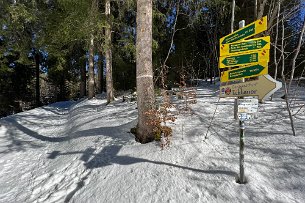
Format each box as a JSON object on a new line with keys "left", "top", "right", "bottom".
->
{"left": 48, "top": 145, "right": 235, "bottom": 177}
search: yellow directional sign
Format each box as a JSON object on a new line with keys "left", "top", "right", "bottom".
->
{"left": 219, "top": 49, "right": 269, "bottom": 68}
{"left": 219, "top": 75, "right": 282, "bottom": 101}
{"left": 220, "top": 36, "right": 270, "bottom": 56}
{"left": 220, "top": 62, "right": 268, "bottom": 82}
{"left": 220, "top": 16, "right": 267, "bottom": 45}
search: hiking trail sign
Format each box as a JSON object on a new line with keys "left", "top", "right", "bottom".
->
{"left": 219, "top": 75, "right": 282, "bottom": 101}
{"left": 220, "top": 36, "right": 270, "bottom": 56}
{"left": 219, "top": 49, "right": 269, "bottom": 68}
{"left": 220, "top": 62, "right": 268, "bottom": 82}
{"left": 220, "top": 16, "right": 267, "bottom": 45}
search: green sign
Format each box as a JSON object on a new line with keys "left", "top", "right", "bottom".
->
{"left": 230, "top": 38, "right": 268, "bottom": 53}
{"left": 229, "top": 64, "right": 264, "bottom": 79}
{"left": 221, "top": 62, "right": 268, "bottom": 82}
{"left": 219, "top": 49, "right": 269, "bottom": 68}
{"left": 223, "top": 24, "right": 255, "bottom": 44}
{"left": 220, "top": 16, "right": 267, "bottom": 45}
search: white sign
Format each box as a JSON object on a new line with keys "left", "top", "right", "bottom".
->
{"left": 238, "top": 98, "right": 258, "bottom": 114}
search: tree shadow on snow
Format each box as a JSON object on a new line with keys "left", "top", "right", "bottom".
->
{"left": 1, "top": 117, "right": 136, "bottom": 154}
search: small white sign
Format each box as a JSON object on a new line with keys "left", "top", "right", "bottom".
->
{"left": 238, "top": 98, "right": 258, "bottom": 114}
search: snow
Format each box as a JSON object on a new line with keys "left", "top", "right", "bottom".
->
{"left": 0, "top": 82, "right": 305, "bottom": 203}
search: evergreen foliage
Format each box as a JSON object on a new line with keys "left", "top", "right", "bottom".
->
{"left": 0, "top": 0, "right": 304, "bottom": 117}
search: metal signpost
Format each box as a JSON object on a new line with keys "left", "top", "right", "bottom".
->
{"left": 218, "top": 16, "right": 282, "bottom": 184}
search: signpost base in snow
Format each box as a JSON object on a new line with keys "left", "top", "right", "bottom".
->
{"left": 239, "top": 120, "right": 245, "bottom": 184}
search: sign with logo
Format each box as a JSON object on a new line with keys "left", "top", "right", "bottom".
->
{"left": 219, "top": 75, "right": 282, "bottom": 101}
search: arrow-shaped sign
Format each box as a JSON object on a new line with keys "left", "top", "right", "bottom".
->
{"left": 219, "top": 74, "right": 282, "bottom": 101}
{"left": 220, "top": 16, "right": 267, "bottom": 45}
{"left": 220, "top": 36, "right": 270, "bottom": 56}
{"left": 219, "top": 49, "right": 269, "bottom": 68}
{"left": 220, "top": 62, "right": 268, "bottom": 82}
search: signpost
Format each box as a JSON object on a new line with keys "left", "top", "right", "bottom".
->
{"left": 219, "top": 49, "right": 269, "bottom": 68}
{"left": 219, "top": 75, "right": 282, "bottom": 101}
{"left": 220, "top": 16, "right": 267, "bottom": 45}
{"left": 220, "top": 62, "right": 268, "bottom": 82}
{"left": 220, "top": 36, "right": 270, "bottom": 56}
{"left": 219, "top": 16, "right": 282, "bottom": 184}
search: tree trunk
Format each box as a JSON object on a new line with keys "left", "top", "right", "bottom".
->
{"left": 105, "top": 0, "right": 114, "bottom": 104}
{"left": 271, "top": 1, "right": 280, "bottom": 101}
{"left": 254, "top": 0, "right": 258, "bottom": 20}
{"left": 257, "top": 0, "right": 268, "bottom": 20}
{"left": 97, "top": 50, "right": 104, "bottom": 94}
{"left": 136, "top": 0, "right": 155, "bottom": 143}
{"left": 80, "top": 57, "right": 86, "bottom": 98}
{"left": 231, "top": 0, "right": 235, "bottom": 33}
{"left": 280, "top": 18, "right": 296, "bottom": 136}
{"left": 88, "top": 34, "right": 95, "bottom": 99}
{"left": 267, "top": 0, "right": 280, "bottom": 33}
{"left": 35, "top": 52, "right": 40, "bottom": 106}
{"left": 288, "top": 14, "right": 305, "bottom": 92}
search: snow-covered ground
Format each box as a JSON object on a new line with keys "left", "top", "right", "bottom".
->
{"left": 0, "top": 82, "right": 305, "bottom": 203}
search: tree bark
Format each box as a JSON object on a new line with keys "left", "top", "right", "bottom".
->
{"left": 105, "top": 0, "right": 114, "bottom": 103}
{"left": 288, "top": 14, "right": 305, "bottom": 91}
{"left": 35, "top": 52, "right": 40, "bottom": 106}
{"left": 97, "top": 50, "right": 104, "bottom": 94}
{"left": 280, "top": 18, "right": 296, "bottom": 136}
{"left": 271, "top": 1, "right": 280, "bottom": 101}
{"left": 267, "top": 0, "right": 280, "bottom": 33}
{"left": 80, "top": 57, "right": 86, "bottom": 98}
{"left": 231, "top": 0, "right": 235, "bottom": 33}
{"left": 88, "top": 34, "right": 95, "bottom": 99}
{"left": 254, "top": 0, "right": 258, "bottom": 20}
{"left": 136, "top": 0, "right": 155, "bottom": 143}
{"left": 257, "top": 0, "right": 268, "bottom": 20}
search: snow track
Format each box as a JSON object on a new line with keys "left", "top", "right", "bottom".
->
{"left": 0, "top": 84, "right": 305, "bottom": 203}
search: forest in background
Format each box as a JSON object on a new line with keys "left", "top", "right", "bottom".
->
{"left": 0, "top": 0, "right": 304, "bottom": 118}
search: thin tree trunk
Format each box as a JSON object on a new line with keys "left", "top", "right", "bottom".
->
{"left": 105, "top": 0, "right": 114, "bottom": 103}
{"left": 161, "top": 2, "right": 180, "bottom": 89}
{"left": 271, "top": 1, "right": 280, "bottom": 101}
{"left": 288, "top": 15, "right": 305, "bottom": 91}
{"left": 97, "top": 50, "right": 103, "bottom": 94}
{"left": 88, "top": 34, "right": 95, "bottom": 99}
{"left": 254, "top": 0, "right": 258, "bottom": 20}
{"left": 35, "top": 52, "right": 40, "bottom": 106}
{"left": 267, "top": 0, "right": 280, "bottom": 33}
{"left": 280, "top": 18, "right": 296, "bottom": 136}
{"left": 231, "top": 0, "right": 235, "bottom": 33}
{"left": 80, "top": 57, "right": 86, "bottom": 97}
{"left": 136, "top": 0, "right": 155, "bottom": 143}
{"left": 257, "top": 0, "right": 268, "bottom": 19}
